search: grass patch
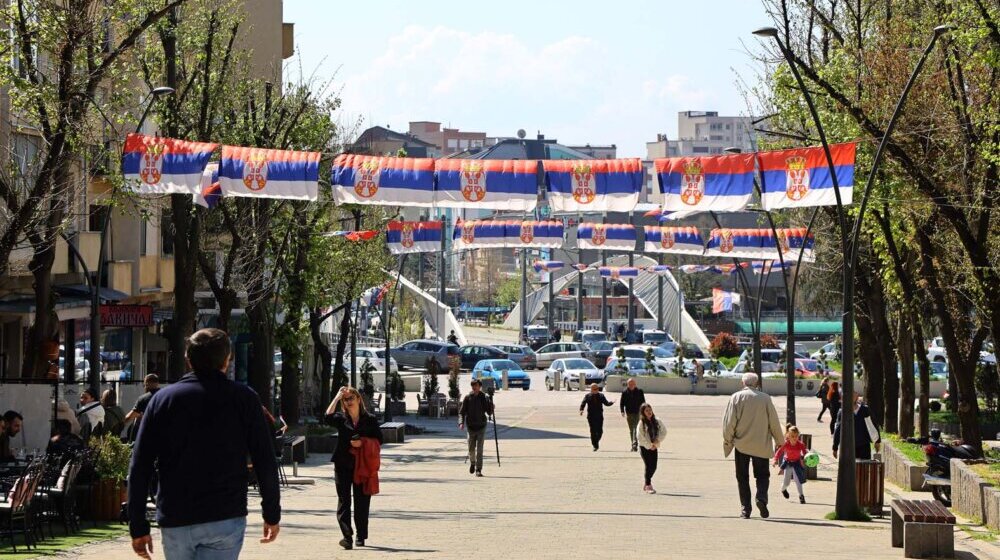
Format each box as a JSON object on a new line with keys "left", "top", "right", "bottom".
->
{"left": 883, "top": 433, "right": 927, "bottom": 464}
{"left": 0, "top": 522, "right": 127, "bottom": 559}
{"left": 970, "top": 462, "right": 1000, "bottom": 488}
{"left": 719, "top": 357, "right": 740, "bottom": 370}
{"left": 958, "top": 523, "right": 1000, "bottom": 542}
{"left": 929, "top": 409, "right": 1000, "bottom": 425}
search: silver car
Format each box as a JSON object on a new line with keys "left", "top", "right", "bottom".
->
{"left": 534, "top": 342, "right": 592, "bottom": 369}
{"left": 393, "top": 339, "right": 459, "bottom": 370}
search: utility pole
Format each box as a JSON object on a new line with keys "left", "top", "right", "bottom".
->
{"left": 627, "top": 252, "right": 635, "bottom": 334}
{"left": 600, "top": 214, "right": 608, "bottom": 334}
{"left": 576, "top": 267, "right": 584, "bottom": 332}
{"left": 656, "top": 254, "right": 664, "bottom": 331}
{"left": 440, "top": 213, "right": 447, "bottom": 340}
{"left": 519, "top": 249, "right": 527, "bottom": 343}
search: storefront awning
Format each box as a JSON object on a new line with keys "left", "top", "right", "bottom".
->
{"left": 734, "top": 320, "right": 842, "bottom": 335}
{"left": 54, "top": 284, "right": 128, "bottom": 303}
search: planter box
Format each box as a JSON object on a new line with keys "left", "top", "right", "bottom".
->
{"left": 951, "top": 459, "right": 1000, "bottom": 529}
{"left": 883, "top": 442, "right": 928, "bottom": 492}
{"left": 931, "top": 421, "right": 1000, "bottom": 440}
{"left": 306, "top": 433, "right": 337, "bottom": 454}
{"left": 389, "top": 400, "right": 407, "bottom": 416}
{"left": 88, "top": 479, "right": 126, "bottom": 521}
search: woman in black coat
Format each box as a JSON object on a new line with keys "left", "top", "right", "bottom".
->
{"left": 325, "top": 386, "right": 383, "bottom": 550}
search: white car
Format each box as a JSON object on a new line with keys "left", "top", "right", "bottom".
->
{"left": 534, "top": 342, "right": 593, "bottom": 369}
{"left": 604, "top": 357, "right": 669, "bottom": 376}
{"left": 349, "top": 347, "right": 399, "bottom": 374}
{"left": 730, "top": 360, "right": 782, "bottom": 378}
{"left": 810, "top": 342, "right": 841, "bottom": 361}
{"left": 546, "top": 358, "right": 603, "bottom": 390}
{"left": 927, "top": 337, "right": 996, "bottom": 364}
{"left": 619, "top": 345, "right": 675, "bottom": 369}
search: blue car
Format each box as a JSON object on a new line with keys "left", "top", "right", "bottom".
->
{"left": 472, "top": 359, "right": 531, "bottom": 390}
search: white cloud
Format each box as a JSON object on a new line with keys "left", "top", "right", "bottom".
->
{"left": 338, "top": 25, "right": 719, "bottom": 157}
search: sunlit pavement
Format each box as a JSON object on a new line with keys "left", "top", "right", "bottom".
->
{"left": 66, "top": 389, "right": 1000, "bottom": 559}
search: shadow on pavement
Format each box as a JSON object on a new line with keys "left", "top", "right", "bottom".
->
{"left": 362, "top": 545, "right": 439, "bottom": 554}
{"left": 372, "top": 509, "right": 720, "bottom": 521}
{"left": 495, "top": 425, "right": 586, "bottom": 440}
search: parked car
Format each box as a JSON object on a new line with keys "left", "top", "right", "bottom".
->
{"left": 684, "top": 358, "right": 731, "bottom": 377}
{"left": 810, "top": 341, "right": 841, "bottom": 361}
{"left": 794, "top": 358, "right": 823, "bottom": 378}
{"left": 619, "top": 345, "right": 674, "bottom": 368}
{"left": 737, "top": 348, "right": 783, "bottom": 364}
{"left": 572, "top": 329, "right": 608, "bottom": 349}
{"left": 493, "top": 344, "right": 537, "bottom": 370}
{"left": 522, "top": 325, "right": 551, "bottom": 350}
{"left": 393, "top": 339, "right": 459, "bottom": 370}
{"left": 459, "top": 345, "right": 508, "bottom": 370}
{"left": 345, "top": 347, "right": 399, "bottom": 374}
{"left": 641, "top": 329, "right": 669, "bottom": 346}
{"left": 546, "top": 358, "right": 603, "bottom": 390}
{"left": 534, "top": 342, "right": 593, "bottom": 369}
{"left": 927, "top": 337, "right": 995, "bottom": 364}
{"left": 657, "top": 341, "right": 678, "bottom": 357}
{"left": 590, "top": 341, "right": 624, "bottom": 368}
{"left": 731, "top": 360, "right": 782, "bottom": 377}
{"left": 899, "top": 360, "right": 949, "bottom": 381}
{"left": 472, "top": 359, "right": 531, "bottom": 390}
{"left": 604, "top": 357, "right": 669, "bottom": 376}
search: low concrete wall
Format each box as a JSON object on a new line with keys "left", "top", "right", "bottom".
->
{"left": 951, "top": 459, "right": 1000, "bottom": 529}
{"left": 883, "top": 442, "right": 928, "bottom": 492}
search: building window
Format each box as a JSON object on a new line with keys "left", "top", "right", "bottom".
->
{"left": 710, "top": 135, "right": 724, "bottom": 141}
{"left": 89, "top": 205, "right": 109, "bottom": 233}
{"left": 725, "top": 124, "right": 731, "bottom": 130}
{"left": 692, "top": 146, "right": 709, "bottom": 154}
{"left": 447, "top": 139, "right": 459, "bottom": 149}
{"left": 459, "top": 139, "right": 469, "bottom": 149}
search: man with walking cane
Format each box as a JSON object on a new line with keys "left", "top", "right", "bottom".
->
{"left": 459, "top": 379, "right": 494, "bottom": 477}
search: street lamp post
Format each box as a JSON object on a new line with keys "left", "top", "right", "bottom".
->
{"left": 752, "top": 23, "right": 952, "bottom": 519}
{"left": 88, "top": 86, "right": 174, "bottom": 394}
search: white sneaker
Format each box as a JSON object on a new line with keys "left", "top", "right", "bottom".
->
{"left": 648, "top": 486, "right": 657, "bottom": 494}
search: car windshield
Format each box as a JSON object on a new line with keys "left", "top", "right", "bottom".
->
{"left": 527, "top": 327, "right": 548, "bottom": 337}
{"left": 659, "top": 342, "right": 677, "bottom": 353}
{"left": 563, "top": 359, "right": 594, "bottom": 369}
{"left": 797, "top": 360, "right": 819, "bottom": 371}
{"left": 929, "top": 361, "right": 948, "bottom": 375}
{"left": 489, "top": 360, "right": 519, "bottom": 371}
{"left": 582, "top": 333, "right": 606, "bottom": 343}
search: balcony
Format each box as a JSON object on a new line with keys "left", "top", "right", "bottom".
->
{"left": 139, "top": 255, "right": 159, "bottom": 290}
{"left": 77, "top": 232, "right": 101, "bottom": 272}
{"left": 159, "top": 257, "right": 175, "bottom": 293}
{"left": 108, "top": 261, "right": 133, "bottom": 297}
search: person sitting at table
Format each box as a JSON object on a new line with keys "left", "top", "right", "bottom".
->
{"left": 47, "top": 419, "right": 85, "bottom": 460}
{"left": 55, "top": 400, "right": 81, "bottom": 436}
{"left": 101, "top": 389, "right": 126, "bottom": 438}
{"left": 0, "top": 410, "right": 23, "bottom": 463}
{"left": 77, "top": 389, "right": 105, "bottom": 441}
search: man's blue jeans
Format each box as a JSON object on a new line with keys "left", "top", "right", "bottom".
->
{"left": 161, "top": 517, "right": 247, "bottom": 560}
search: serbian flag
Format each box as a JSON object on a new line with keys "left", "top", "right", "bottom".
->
{"left": 453, "top": 220, "right": 509, "bottom": 250}
{"left": 122, "top": 133, "right": 217, "bottom": 195}
{"left": 193, "top": 162, "right": 221, "bottom": 209}
{"left": 598, "top": 266, "right": 640, "bottom": 279}
{"left": 712, "top": 288, "right": 740, "bottom": 313}
{"left": 758, "top": 143, "right": 856, "bottom": 210}
{"left": 435, "top": 160, "right": 538, "bottom": 211}
{"left": 705, "top": 228, "right": 775, "bottom": 259}
{"left": 645, "top": 265, "right": 673, "bottom": 275}
{"left": 577, "top": 223, "right": 636, "bottom": 251}
{"left": 544, "top": 159, "right": 644, "bottom": 213}
{"left": 533, "top": 260, "right": 565, "bottom": 273}
{"left": 331, "top": 155, "right": 435, "bottom": 207}
{"left": 679, "top": 264, "right": 712, "bottom": 274}
{"left": 764, "top": 227, "right": 816, "bottom": 262}
{"left": 572, "top": 263, "right": 591, "bottom": 272}
{"left": 656, "top": 153, "right": 754, "bottom": 212}
{"left": 505, "top": 220, "right": 564, "bottom": 249}
{"left": 643, "top": 226, "right": 705, "bottom": 256}
{"left": 386, "top": 221, "right": 442, "bottom": 254}
{"left": 219, "top": 146, "right": 321, "bottom": 200}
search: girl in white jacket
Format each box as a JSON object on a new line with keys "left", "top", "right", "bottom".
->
{"left": 636, "top": 403, "right": 666, "bottom": 494}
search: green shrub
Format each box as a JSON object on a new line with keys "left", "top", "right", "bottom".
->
{"left": 360, "top": 358, "right": 376, "bottom": 400}
{"left": 423, "top": 357, "right": 440, "bottom": 399}
{"left": 883, "top": 434, "right": 926, "bottom": 464}
{"left": 92, "top": 435, "right": 131, "bottom": 483}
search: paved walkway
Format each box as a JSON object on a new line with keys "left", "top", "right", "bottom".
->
{"left": 64, "top": 392, "right": 999, "bottom": 560}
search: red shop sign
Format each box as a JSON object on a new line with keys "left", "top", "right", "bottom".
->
{"left": 100, "top": 305, "right": 153, "bottom": 328}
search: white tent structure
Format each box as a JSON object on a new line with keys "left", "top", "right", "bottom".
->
{"left": 388, "top": 270, "right": 468, "bottom": 346}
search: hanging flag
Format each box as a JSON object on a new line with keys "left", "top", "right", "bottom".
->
{"left": 505, "top": 220, "right": 564, "bottom": 249}
{"left": 435, "top": 159, "right": 538, "bottom": 210}
{"left": 769, "top": 227, "right": 816, "bottom": 262}
{"left": 122, "top": 133, "right": 218, "bottom": 195}
{"left": 704, "top": 228, "right": 776, "bottom": 259}
{"left": 643, "top": 207, "right": 663, "bottom": 218}
{"left": 331, "top": 154, "right": 436, "bottom": 207}
{"left": 576, "top": 223, "right": 636, "bottom": 251}
{"left": 219, "top": 146, "right": 321, "bottom": 200}
{"left": 544, "top": 159, "right": 644, "bottom": 213}
{"left": 758, "top": 143, "right": 856, "bottom": 209}
{"left": 452, "top": 220, "right": 509, "bottom": 250}
{"left": 598, "top": 266, "right": 640, "bottom": 279}
{"left": 712, "top": 288, "right": 740, "bottom": 313}
{"left": 193, "top": 162, "right": 221, "bottom": 209}
{"left": 643, "top": 226, "right": 705, "bottom": 255}
{"left": 655, "top": 153, "right": 755, "bottom": 212}
{"left": 345, "top": 230, "right": 379, "bottom": 242}
{"left": 533, "top": 260, "right": 566, "bottom": 273}
{"left": 386, "top": 220, "right": 442, "bottom": 254}
{"left": 572, "top": 263, "right": 591, "bottom": 272}
{"left": 679, "top": 264, "right": 712, "bottom": 274}
{"left": 645, "top": 265, "right": 673, "bottom": 275}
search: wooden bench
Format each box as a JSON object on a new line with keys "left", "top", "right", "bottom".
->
{"left": 890, "top": 499, "right": 955, "bottom": 558}
{"left": 380, "top": 421, "right": 406, "bottom": 444}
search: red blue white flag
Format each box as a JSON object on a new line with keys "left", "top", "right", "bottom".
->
{"left": 576, "top": 223, "right": 636, "bottom": 251}
{"left": 122, "top": 133, "right": 217, "bottom": 195}
{"left": 757, "top": 143, "right": 856, "bottom": 210}
{"left": 705, "top": 228, "right": 777, "bottom": 259}
{"left": 435, "top": 160, "right": 538, "bottom": 211}
{"left": 598, "top": 266, "right": 640, "bottom": 279}
{"left": 766, "top": 227, "right": 816, "bottom": 262}
{"left": 655, "top": 153, "right": 755, "bottom": 212}
{"left": 643, "top": 226, "right": 705, "bottom": 256}
{"left": 712, "top": 288, "right": 739, "bottom": 313}
{"left": 544, "top": 159, "right": 644, "bottom": 213}
{"left": 533, "top": 260, "right": 565, "bottom": 273}
{"left": 452, "top": 220, "right": 509, "bottom": 250}
{"left": 504, "top": 220, "right": 564, "bottom": 249}
{"left": 219, "top": 146, "right": 321, "bottom": 200}
{"left": 331, "top": 155, "right": 436, "bottom": 207}
{"left": 386, "top": 221, "right": 442, "bottom": 254}
{"left": 645, "top": 265, "right": 673, "bottom": 275}
{"left": 193, "top": 162, "right": 221, "bottom": 209}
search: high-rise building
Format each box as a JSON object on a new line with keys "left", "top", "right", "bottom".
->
{"left": 646, "top": 111, "right": 754, "bottom": 158}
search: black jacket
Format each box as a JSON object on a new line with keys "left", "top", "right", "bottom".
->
{"left": 459, "top": 392, "right": 494, "bottom": 431}
{"left": 127, "top": 371, "right": 280, "bottom": 538}
{"left": 580, "top": 392, "right": 614, "bottom": 421}
{"left": 833, "top": 403, "right": 881, "bottom": 452}
{"left": 325, "top": 411, "right": 384, "bottom": 473}
{"left": 620, "top": 387, "right": 646, "bottom": 414}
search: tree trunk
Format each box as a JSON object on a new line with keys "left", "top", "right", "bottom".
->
{"left": 913, "top": 310, "right": 931, "bottom": 438}
{"left": 246, "top": 297, "right": 274, "bottom": 410}
{"left": 169, "top": 195, "right": 199, "bottom": 382}
{"left": 310, "top": 308, "right": 333, "bottom": 412}
{"left": 954, "top": 356, "right": 983, "bottom": 451}
{"left": 23, "top": 240, "right": 57, "bottom": 379}
{"left": 855, "top": 292, "right": 884, "bottom": 426}
{"left": 278, "top": 328, "right": 301, "bottom": 425}
{"left": 332, "top": 301, "right": 351, "bottom": 390}
{"left": 897, "top": 315, "right": 915, "bottom": 438}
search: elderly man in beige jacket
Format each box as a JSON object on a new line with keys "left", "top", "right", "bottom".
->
{"left": 723, "top": 372, "right": 784, "bottom": 519}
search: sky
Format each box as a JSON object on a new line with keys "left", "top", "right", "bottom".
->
{"left": 283, "top": 0, "right": 770, "bottom": 158}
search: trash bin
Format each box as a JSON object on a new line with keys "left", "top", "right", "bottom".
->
{"left": 856, "top": 459, "right": 885, "bottom": 517}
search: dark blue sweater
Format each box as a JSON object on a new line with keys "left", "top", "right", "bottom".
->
{"left": 127, "top": 371, "right": 281, "bottom": 538}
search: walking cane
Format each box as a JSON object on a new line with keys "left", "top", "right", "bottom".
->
{"left": 487, "top": 388, "right": 500, "bottom": 467}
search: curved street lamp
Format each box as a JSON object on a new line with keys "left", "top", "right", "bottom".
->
{"left": 752, "top": 22, "right": 952, "bottom": 519}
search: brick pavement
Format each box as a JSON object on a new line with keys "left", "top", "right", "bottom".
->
{"left": 63, "top": 391, "right": 1000, "bottom": 560}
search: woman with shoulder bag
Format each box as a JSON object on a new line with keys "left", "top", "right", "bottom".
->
{"left": 636, "top": 403, "right": 666, "bottom": 494}
{"left": 816, "top": 376, "right": 831, "bottom": 422}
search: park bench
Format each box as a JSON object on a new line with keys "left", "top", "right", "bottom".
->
{"left": 380, "top": 422, "right": 405, "bottom": 444}
{"left": 890, "top": 499, "right": 955, "bottom": 558}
